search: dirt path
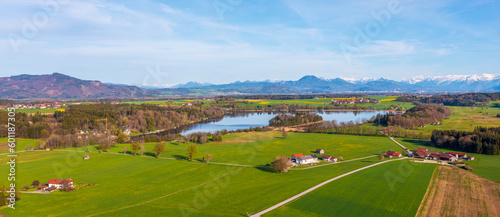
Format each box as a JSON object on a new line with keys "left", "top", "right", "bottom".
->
{"left": 250, "top": 157, "right": 408, "bottom": 217}
{"left": 417, "top": 166, "right": 500, "bottom": 217}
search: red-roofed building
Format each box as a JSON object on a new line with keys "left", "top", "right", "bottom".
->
{"left": 386, "top": 150, "right": 396, "bottom": 155}
{"left": 321, "top": 155, "right": 337, "bottom": 162}
{"left": 291, "top": 153, "right": 304, "bottom": 161}
{"left": 418, "top": 148, "right": 428, "bottom": 152}
{"left": 392, "top": 152, "right": 402, "bottom": 158}
{"left": 47, "top": 179, "right": 74, "bottom": 189}
{"left": 383, "top": 154, "right": 393, "bottom": 158}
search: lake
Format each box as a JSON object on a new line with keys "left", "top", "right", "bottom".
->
{"left": 176, "top": 111, "right": 388, "bottom": 135}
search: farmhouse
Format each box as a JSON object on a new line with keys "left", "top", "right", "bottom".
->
{"left": 438, "top": 153, "right": 458, "bottom": 161}
{"left": 383, "top": 154, "right": 393, "bottom": 158}
{"left": 45, "top": 147, "right": 50, "bottom": 151}
{"left": 291, "top": 153, "right": 304, "bottom": 162}
{"left": 386, "top": 150, "right": 402, "bottom": 158}
{"left": 448, "top": 152, "right": 467, "bottom": 159}
{"left": 84, "top": 155, "right": 90, "bottom": 160}
{"left": 47, "top": 179, "right": 74, "bottom": 189}
{"left": 297, "top": 155, "right": 318, "bottom": 165}
{"left": 316, "top": 149, "right": 324, "bottom": 154}
{"left": 322, "top": 155, "right": 337, "bottom": 162}
{"left": 468, "top": 156, "right": 475, "bottom": 161}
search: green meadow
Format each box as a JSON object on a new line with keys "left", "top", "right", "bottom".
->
{"left": 0, "top": 149, "right": 385, "bottom": 216}
{"left": 0, "top": 138, "right": 43, "bottom": 153}
{"left": 268, "top": 160, "right": 436, "bottom": 217}
{"left": 70, "top": 132, "right": 399, "bottom": 166}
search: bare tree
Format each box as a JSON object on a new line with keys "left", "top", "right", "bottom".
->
{"left": 282, "top": 129, "right": 288, "bottom": 139}
{"left": 139, "top": 144, "right": 146, "bottom": 157}
{"left": 205, "top": 152, "right": 213, "bottom": 164}
{"left": 271, "top": 156, "right": 292, "bottom": 173}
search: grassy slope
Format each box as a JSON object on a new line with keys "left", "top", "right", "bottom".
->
{"left": 70, "top": 132, "right": 398, "bottom": 166}
{"left": 396, "top": 139, "right": 500, "bottom": 183}
{"left": 268, "top": 160, "right": 437, "bottom": 217}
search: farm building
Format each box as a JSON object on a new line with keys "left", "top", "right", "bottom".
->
{"left": 316, "top": 149, "right": 324, "bottom": 154}
{"left": 383, "top": 154, "right": 393, "bottom": 158}
{"left": 448, "top": 152, "right": 467, "bottom": 159}
{"left": 438, "top": 153, "right": 458, "bottom": 161}
{"left": 84, "top": 155, "right": 90, "bottom": 160}
{"left": 297, "top": 155, "right": 318, "bottom": 165}
{"left": 386, "top": 150, "right": 402, "bottom": 158}
{"left": 47, "top": 179, "right": 74, "bottom": 189}
{"left": 322, "top": 155, "right": 337, "bottom": 162}
{"left": 468, "top": 156, "right": 475, "bottom": 161}
{"left": 291, "top": 154, "right": 304, "bottom": 162}
{"left": 45, "top": 148, "right": 50, "bottom": 151}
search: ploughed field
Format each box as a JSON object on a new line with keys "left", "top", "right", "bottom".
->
{"left": 417, "top": 166, "right": 500, "bottom": 217}
{"left": 267, "top": 160, "right": 436, "bottom": 217}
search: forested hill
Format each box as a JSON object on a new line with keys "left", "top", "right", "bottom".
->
{"left": 0, "top": 73, "right": 157, "bottom": 99}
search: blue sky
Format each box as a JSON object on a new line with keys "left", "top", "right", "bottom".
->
{"left": 1, "top": 0, "right": 499, "bottom": 86}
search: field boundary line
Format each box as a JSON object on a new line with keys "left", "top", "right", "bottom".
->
{"left": 291, "top": 155, "right": 376, "bottom": 170}
{"left": 250, "top": 157, "right": 408, "bottom": 217}
{"left": 415, "top": 165, "right": 439, "bottom": 217}
{"left": 87, "top": 166, "right": 246, "bottom": 217}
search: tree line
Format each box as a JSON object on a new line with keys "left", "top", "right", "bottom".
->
{"left": 396, "top": 93, "right": 500, "bottom": 107}
{"left": 431, "top": 127, "right": 500, "bottom": 155}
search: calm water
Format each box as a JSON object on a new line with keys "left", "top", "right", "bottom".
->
{"left": 178, "top": 111, "right": 388, "bottom": 135}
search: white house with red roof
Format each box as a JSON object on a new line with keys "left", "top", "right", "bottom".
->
{"left": 47, "top": 179, "right": 74, "bottom": 189}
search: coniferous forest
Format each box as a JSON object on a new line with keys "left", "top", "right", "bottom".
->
{"left": 431, "top": 127, "right": 500, "bottom": 155}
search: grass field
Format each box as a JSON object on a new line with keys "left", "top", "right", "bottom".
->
{"left": 0, "top": 138, "right": 43, "bottom": 153}
{"left": 0, "top": 148, "right": 386, "bottom": 216}
{"left": 392, "top": 103, "right": 500, "bottom": 136}
{"left": 1, "top": 108, "right": 58, "bottom": 114}
{"left": 68, "top": 132, "right": 399, "bottom": 166}
{"left": 268, "top": 160, "right": 437, "bottom": 217}
{"left": 395, "top": 139, "right": 500, "bottom": 183}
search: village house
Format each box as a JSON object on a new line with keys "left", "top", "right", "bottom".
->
{"left": 316, "top": 149, "right": 324, "bottom": 154}
{"left": 468, "top": 156, "right": 475, "bottom": 161}
{"left": 290, "top": 153, "right": 304, "bottom": 162}
{"left": 383, "top": 154, "right": 393, "bottom": 158}
{"left": 322, "top": 155, "right": 337, "bottom": 162}
{"left": 297, "top": 155, "right": 319, "bottom": 165}
{"left": 386, "top": 150, "right": 402, "bottom": 158}
{"left": 47, "top": 179, "right": 74, "bottom": 190}
{"left": 84, "top": 155, "right": 90, "bottom": 160}
{"left": 448, "top": 152, "right": 467, "bottom": 159}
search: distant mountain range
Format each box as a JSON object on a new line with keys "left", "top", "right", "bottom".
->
{"left": 0, "top": 73, "right": 499, "bottom": 99}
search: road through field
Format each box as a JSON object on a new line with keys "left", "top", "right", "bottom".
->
{"left": 250, "top": 157, "right": 408, "bottom": 217}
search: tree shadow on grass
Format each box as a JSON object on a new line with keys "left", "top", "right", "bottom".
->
{"left": 253, "top": 166, "right": 275, "bottom": 173}
{"left": 172, "top": 155, "right": 189, "bottom": 161}
{"left": 144, "top": 152, "right": 156, "bottom": 158}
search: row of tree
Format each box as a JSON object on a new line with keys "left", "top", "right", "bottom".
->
{"left": 431, "top": 127, "right": 500, "bottom": 155}
{"left": 396, "top": 93, "right": 500, "bottom": 107}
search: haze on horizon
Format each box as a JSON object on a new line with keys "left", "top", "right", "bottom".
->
{"left": 1, "top": 0, "right": 499, "bottom": 86}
